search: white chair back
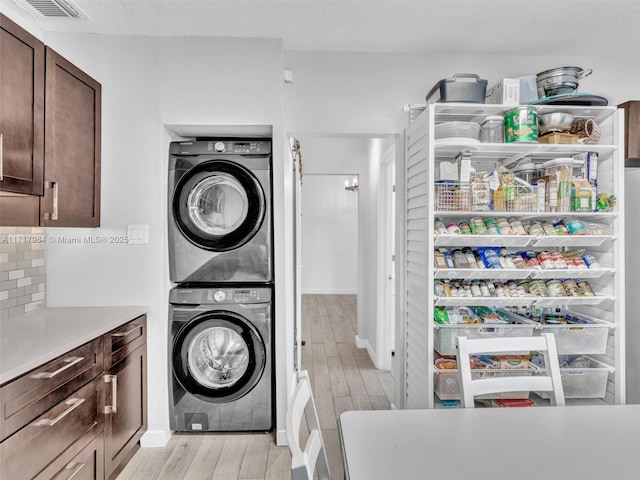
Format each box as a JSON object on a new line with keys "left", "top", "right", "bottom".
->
{"left": 286, "top": 370, "right": 331, "bottom": 480}
{"left": 456, "top": 333, "right": 565, "bottom": 408}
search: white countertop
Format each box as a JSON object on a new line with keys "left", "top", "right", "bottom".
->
{"left": 0, "top": 306, "right": 149, "bottom": 385}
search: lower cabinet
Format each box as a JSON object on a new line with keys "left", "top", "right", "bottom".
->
{"left": 0, "top": 377, "right": 103, "bottom": 480}
{"left": 103, "top": 319, "right": 147, "bottom": 480}
{"left": 0, "top": 315, "right": 147, "bottom": 480}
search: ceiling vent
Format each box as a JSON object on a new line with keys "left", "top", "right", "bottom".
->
{"left": 11, "top": 0, "right": 89, "bottom": 19}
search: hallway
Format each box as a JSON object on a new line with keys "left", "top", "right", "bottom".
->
{"left": 116, "top": 294, "right": 393, "bottom": 479}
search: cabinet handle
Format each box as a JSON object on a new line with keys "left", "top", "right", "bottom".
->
{"left": 112, "top": 324, "right": 142, "bottom": 338}
{"left": 30, "top": 356, "right": 84, "bottom": 379}
{"left": 104, "top": 374, "right": 118, "bottom": 414}
{"left": 53, "top": 461, "right": 85, "bottom": 480}
{"left": 0, "top": 133, "right": 4, "bottom": 180}
{"left": 35, "top": 397, "right": 85, "bottom": 427}
{"left": 45, "top": 180, "right": 59, "bottom": 220}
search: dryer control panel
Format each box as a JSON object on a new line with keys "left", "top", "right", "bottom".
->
{"left": 170, "top": 139, "right": 272, "bottom": 156}
{"left": 169, "top": 286, "right": 272, "bottom": 305}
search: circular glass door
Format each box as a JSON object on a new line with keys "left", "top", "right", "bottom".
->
{"left": 173, "top": 312, "right": 265, "bottom": 402}
{"left": 173, "top": 160, "right": 265, "bottom": 251}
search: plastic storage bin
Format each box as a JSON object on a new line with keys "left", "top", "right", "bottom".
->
{"left": 537, "top": 356, "right": 612, "bottom": 399}
{"left": 433, "top": 314, "right": 537, "bottom": 356}
{"left": 434, "top": 366, "right": 536, "bottom": 401}
{"left": 426, "top": 73, "right": 488, "bottom": 104}
{"left": 535, "top": 313, "right": 613, "bottom": 354}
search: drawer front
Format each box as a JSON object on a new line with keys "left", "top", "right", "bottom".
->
{"left": 1, "top": 337, "right": 103, "bottom": 441}
{"left": 47, "top": 432, "right": 104, "bottom": 480}
{"left": 0, "top": 377, "right": 103, "bottom": 480}
{"left": 104, "top": 316, "right": 146, "bottom": 368}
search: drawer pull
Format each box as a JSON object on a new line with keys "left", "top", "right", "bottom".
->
{"left": 31, "top": 356, "right": 85, "bottom": 379}
{"left": 112, "top": 324, "right": 142, "bottom": 338}
{"left": 53, "top": 461, "right": 85, "bottom": 480}
{"left": 104, "top": 374, "right": 118, "bottom": 414}
{"left": 35, "top": 398, "right": 85, "bottom": 427}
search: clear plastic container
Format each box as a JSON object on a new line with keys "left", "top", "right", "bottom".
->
{"left": 480, "top": 116, "right": 504, "bottom": 143}
{"left": 435, "top": 121, "right": 480, "bottom": 141}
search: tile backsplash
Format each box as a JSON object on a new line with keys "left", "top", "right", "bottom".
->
{"left": 0, "top": 227, "right": 46, "bottom": 318}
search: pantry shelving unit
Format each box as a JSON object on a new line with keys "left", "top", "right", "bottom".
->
{"left": 402, "top": 103, "right": 625, "bottom": 409}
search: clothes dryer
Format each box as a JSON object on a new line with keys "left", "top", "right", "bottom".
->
{"left": 168, "top": 139, "right": 272, "bottom": 284}
{"left": 168, "top": 286, "right": 273, "bottom": 432}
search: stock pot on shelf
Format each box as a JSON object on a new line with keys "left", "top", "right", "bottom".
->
{"left": 536, "top": 66, "right": 592, "bottom": 98}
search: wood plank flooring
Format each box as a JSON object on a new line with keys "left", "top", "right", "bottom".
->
{"left": 117, "top": 294, "right": 393, "bottom": 480}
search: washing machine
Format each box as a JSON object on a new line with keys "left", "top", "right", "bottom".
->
{"left": 168, "top": 138, "right": 272, "bottom": 284}
{"left": 168, "top": 286, "right": 273, "bottom": 432}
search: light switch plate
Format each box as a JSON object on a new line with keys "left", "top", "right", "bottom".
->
{"left": 127, "top": 224, "right": 149, "bottom": 245}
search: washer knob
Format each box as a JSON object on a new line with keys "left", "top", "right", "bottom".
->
{"left": 214, "top": 141, "right": 225, "bottom": 152}
{"left": 213, "top": 290, "right": 227, "bottom": 302}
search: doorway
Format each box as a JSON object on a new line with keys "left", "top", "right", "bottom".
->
{"left": 300, "top": 174, "right": 359, "bottom": 296}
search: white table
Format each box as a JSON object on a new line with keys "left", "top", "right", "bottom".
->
{"left": 339, "top": 405, "right": 640, "bottom": 480}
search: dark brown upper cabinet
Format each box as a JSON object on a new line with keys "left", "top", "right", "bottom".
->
{"left": 0, "top": 14, "right": 45, "bottom": 195}
{"left": 619, "top": 101, "right": 640, "bottom": 167}
{"left": 42, "top": 47, "right": 101, "bottom": 227}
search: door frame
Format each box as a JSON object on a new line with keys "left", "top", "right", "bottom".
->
{"left": 376, "top": 141, "right": 397, "bottom": 372}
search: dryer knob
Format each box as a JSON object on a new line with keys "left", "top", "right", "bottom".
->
{"left": 213, "top": 290, "right": 227, "bottom": 302}
{"left": 214, "top": 141, "right": 225, "bottom": 152}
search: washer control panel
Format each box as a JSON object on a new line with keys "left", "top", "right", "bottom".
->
{"left": 169, "top": 287, "right": 271, "bottom": 305}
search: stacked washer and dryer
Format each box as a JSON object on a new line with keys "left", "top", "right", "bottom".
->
{"left": 167, "top": 138, "right": 274, "bottom": 432}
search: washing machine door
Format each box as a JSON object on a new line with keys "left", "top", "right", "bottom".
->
{"left": 173, "top": 160, "right": 265, "bottom": 252}
{"left": 173, "top": 312, "right": 266, "bottom": 402}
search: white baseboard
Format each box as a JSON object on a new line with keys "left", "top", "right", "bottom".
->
{"left": 355, "top": 335, "right": 378, "bottom": 367}
{"left": 275, "top": 429, "right": 288, "bottom": 446}
{"left": 140, "top": 429, "right": 171, "bottom": 448}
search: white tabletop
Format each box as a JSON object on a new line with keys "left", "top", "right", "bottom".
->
{"left": 339, "top": 405, "right": 640, "bottom": 480}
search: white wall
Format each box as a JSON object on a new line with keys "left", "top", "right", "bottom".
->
{"left": 301, "top": 175, "right": 358, "bottom": 294}
{"left": 37, "top": 31, "right": 289, "bottom": 445}
{"left": 285, "top": 50, "right": 640, "bottom": 137}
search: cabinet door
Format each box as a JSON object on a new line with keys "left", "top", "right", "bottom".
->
{"left": 42, "top": 47, "right": 101, "bottom": 227}
{"left": 0, "top": 14, "right": 45, "bottom": 195}
{"left": 103, "top": 343, "right": 147, "bottom": 480}
{"left": 620, "top": 100, "right": 640, "bottom": 160}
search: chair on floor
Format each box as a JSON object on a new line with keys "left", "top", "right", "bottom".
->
{"left": 456, "top": 333, "right": 565, "bottom": 408}
{"left": 286, "top": 369, "right": 331, "bottom": 480}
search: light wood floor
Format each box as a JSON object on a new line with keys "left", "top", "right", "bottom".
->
{"left": 117, "top": 294, "right": 393, "bottom": 480}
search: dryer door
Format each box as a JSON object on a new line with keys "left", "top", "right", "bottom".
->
{"left": 172, "top": 312, "right": 266, "bottom": 402}
{"left": 173, "top": 160, "right": 265, "bottom": 251}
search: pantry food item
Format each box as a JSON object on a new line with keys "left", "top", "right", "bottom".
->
{"left": 435, "top": 357, "right": 458, "bottom": 369}
{"left": 434, "top": 218, "right": 447, "bottom": 234}
{"left": 446, "top": 223, "right": 461, "bottom": 235}
{"left": 469, "top": 217, "right": 488, "bottom": 234}
{"left": 583, "top": 255, "right": 600, "bottom": 269}
{"left": 565, "top": 218, "right": 586, "bottom": 235}
{"left": 504, "top": 106, "right": 539, "bottom": 143}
